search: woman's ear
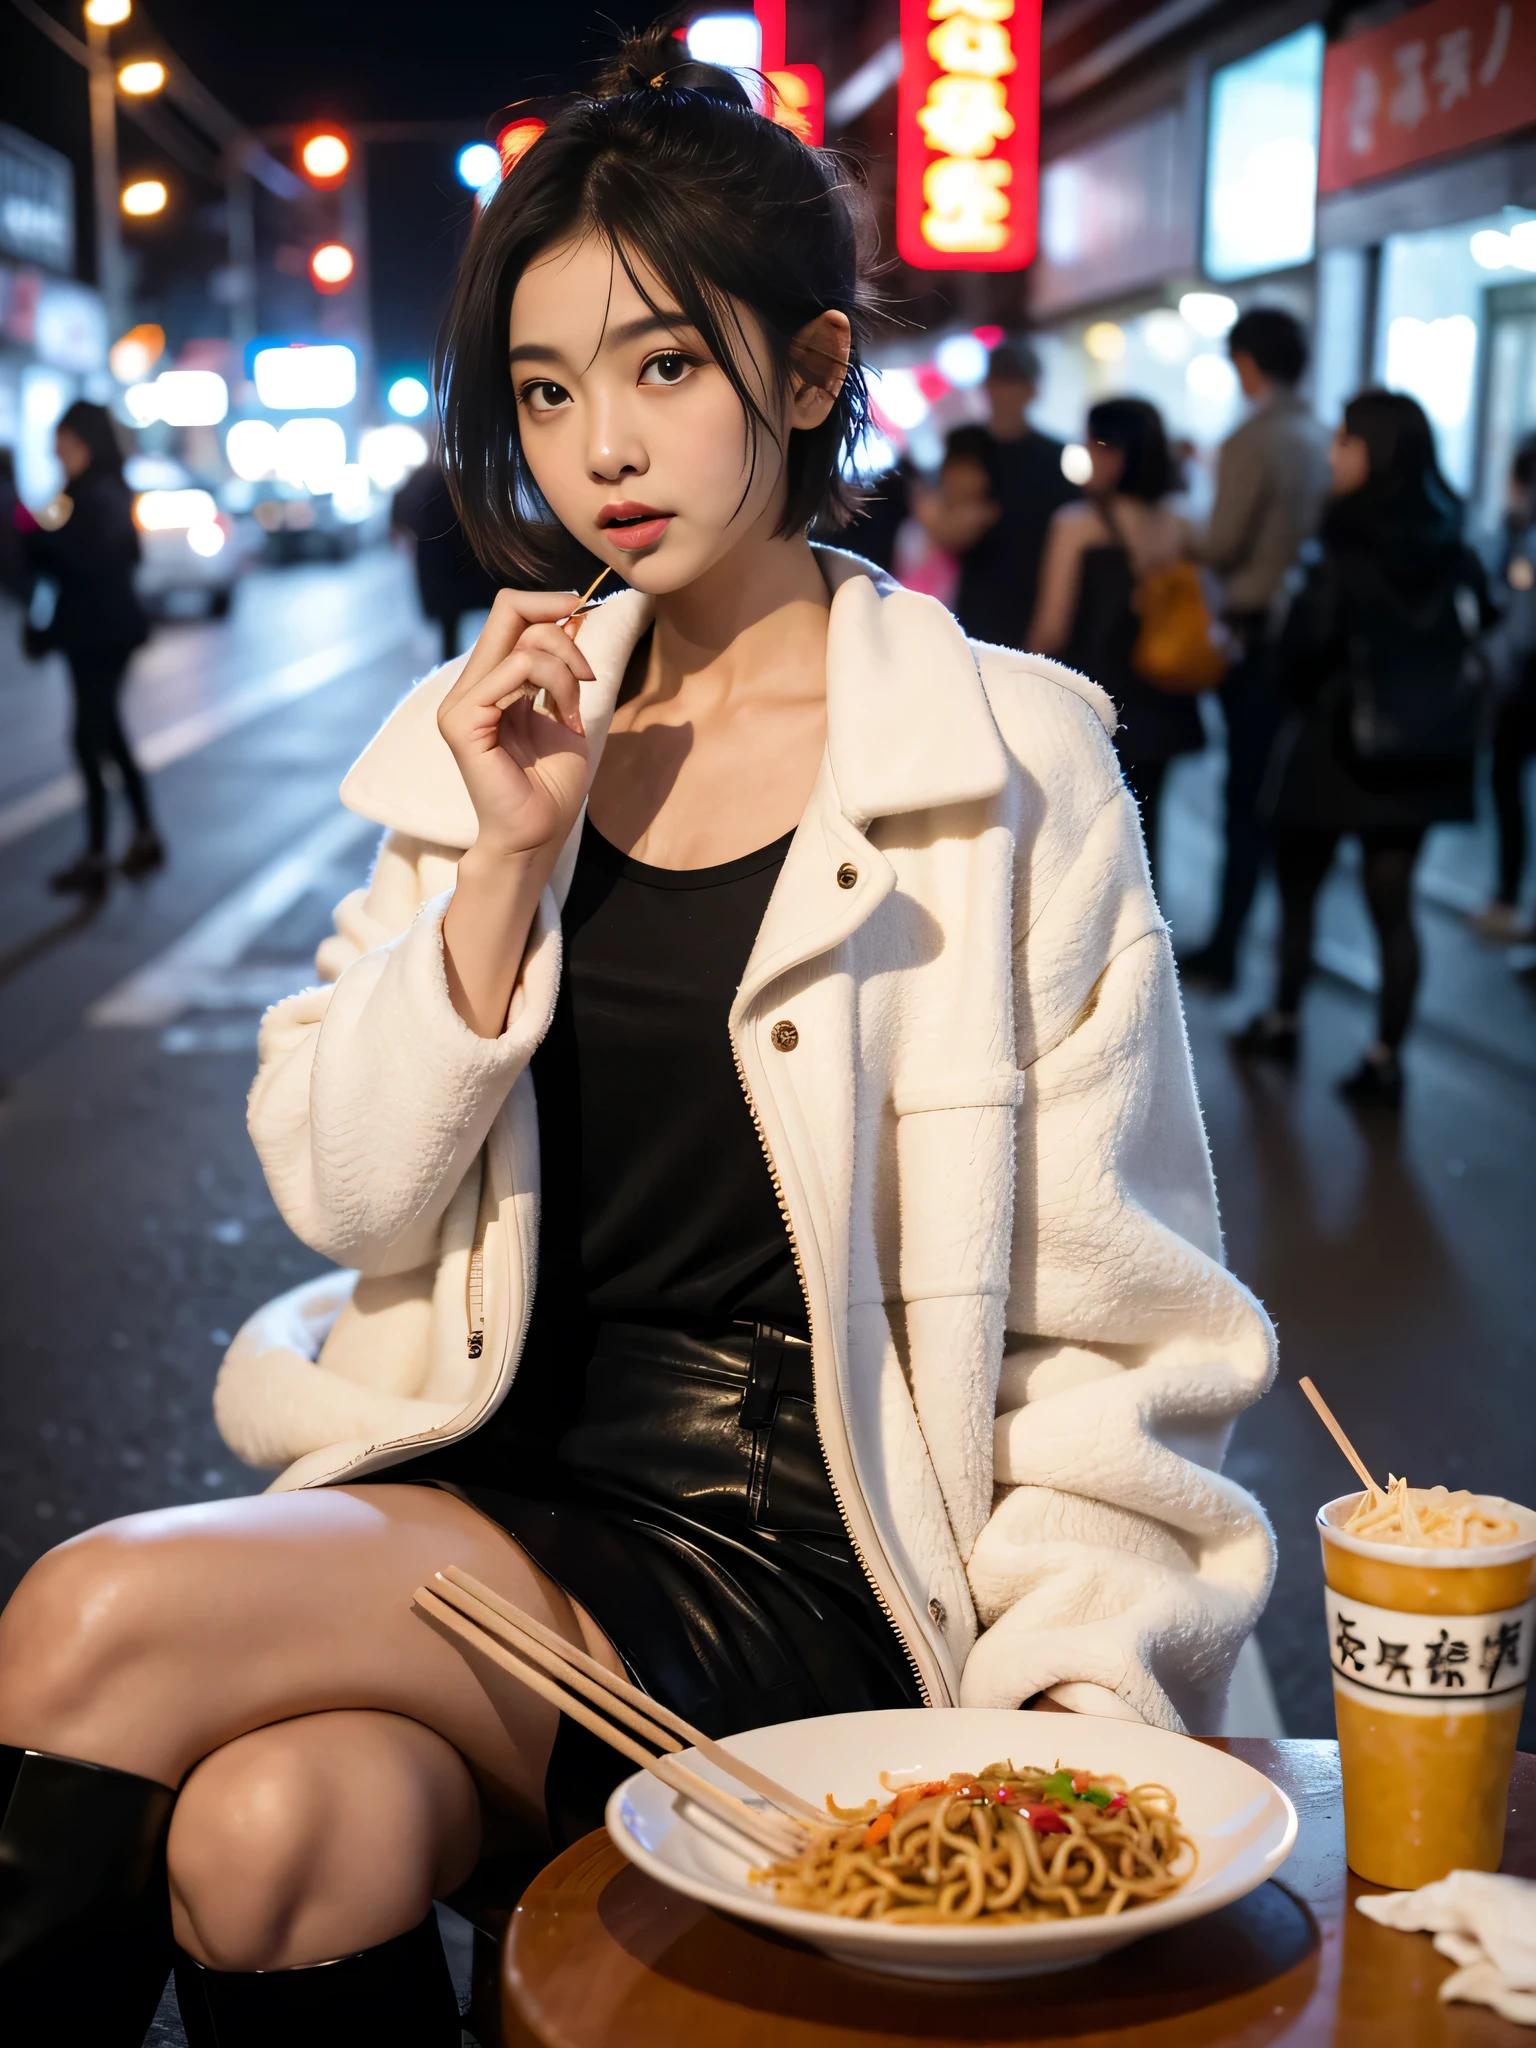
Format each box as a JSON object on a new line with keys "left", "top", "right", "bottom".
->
{"left": 787, "top": 310, "right": 851, "bottom": 431}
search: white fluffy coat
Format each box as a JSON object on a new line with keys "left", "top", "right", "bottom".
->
{"left": 222, "top": 549, "right": 1277, "bottom": 1731}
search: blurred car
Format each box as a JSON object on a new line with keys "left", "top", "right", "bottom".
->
{"left": 245, "top": 477, "right": 390, "bottom": 564}
{"left": 126, "top": 455, "right": 251, "bottom": 618}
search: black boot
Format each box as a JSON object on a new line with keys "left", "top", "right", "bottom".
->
{"left": 174, "top": 1910, "right": 462, "bottom": 2046}
{"left": 0, "top": 1744, "right": 176, "bottom": 2045}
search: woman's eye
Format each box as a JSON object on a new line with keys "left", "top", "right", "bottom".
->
{"left": 520, "top": 380, "right": 570, "bottom": 415}
{"left": 640, "top": 352, "right": 695, "bottom": 388}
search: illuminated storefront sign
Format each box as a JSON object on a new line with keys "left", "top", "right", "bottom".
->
{"left": 897, "top": 0, "right": 1041, "bottom": 271}
{"left": 1319, "top": 0, "right": 1536, "bottom": 193}
{"left": 768, "top": 66, "right": 824, "bottom": 146}
{"left": 496, "top": 120, "right": 546, "bottom": 177}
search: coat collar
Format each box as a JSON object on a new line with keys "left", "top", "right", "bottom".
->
{"left": 340, "top": 547, "right": 1009, "bottom": 851}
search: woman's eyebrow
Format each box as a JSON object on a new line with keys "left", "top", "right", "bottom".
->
{"left": 507, "top": 312, "right": 695, "bottom": 368}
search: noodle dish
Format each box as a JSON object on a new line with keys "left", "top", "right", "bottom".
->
{"left": 607, "top": 1706, "right": 1298, "bottom": 1980}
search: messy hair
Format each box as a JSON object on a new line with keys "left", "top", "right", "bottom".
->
{"left": 437, "top": 24, "right": 879, "bottom": 582}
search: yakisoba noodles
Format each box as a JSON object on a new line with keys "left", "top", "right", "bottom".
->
{"left": 1343, "top": 1476, "right": 1519, "bottom": 1548}
{"left": 753, "top": 1763, "right": 1196, "bottom": 1925}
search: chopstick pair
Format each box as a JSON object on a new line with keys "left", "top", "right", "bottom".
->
{"left": 413, "top": 1565, "right": 821, "bottom": 1861}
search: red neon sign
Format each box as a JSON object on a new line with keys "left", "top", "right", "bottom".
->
{"left": 897, "top": 0, "right": 1041, "bottom": 272}
{"left": 754, "top": 0, "right": 786, "bottom": 73}
{"left": 767, "top": 65, "right": 824, "bottom": 146}
{"left": 497, "top": 119, "right": 546, "bottom": 177}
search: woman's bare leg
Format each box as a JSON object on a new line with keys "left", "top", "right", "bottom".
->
{"left": 168, "top": 1710, "right": 480, "bottom": 1970}
{"left": 0, "top": 1483, "right": 620, "bottom": 1822}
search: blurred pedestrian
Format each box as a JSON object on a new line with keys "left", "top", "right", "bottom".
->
{"left": 392, "top": 459, "right": 498, "bottom": 664}
{"left": 26, "top": 402, "right": 159, "bottom": 896}
{"left": 1234, "top": 391, "right": 1493, "bottom": 1107}
{"left": 912, "top": 337, "right": 1078, "bottom": 649}
{"left": 1181, "top": 307, "right": 1331, "bottom": 991}
{"left": 1469, "top": 431, "right": 1536, "bottom": 942}
{"left": 0, "top": 446, "right": 26, "bottom": 600}
{"left": 1029, "top": 396, "right": 1204, "bottom": 891}
{"left": 818, "top": 453, "right": 913, "bottom": 573}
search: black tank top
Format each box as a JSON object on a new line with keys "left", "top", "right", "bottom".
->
{"left": 526, "top": 815, "right": 804, "bottom": 1341}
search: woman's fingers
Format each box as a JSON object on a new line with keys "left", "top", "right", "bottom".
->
{"left": 447, "top": 588, "right": 579, "bottom": 702}
{"left": 490, "top": 649, "right": 587, "bottom": 733}
{"left": 442, "top": 641, "right": 590, "bottom": 744}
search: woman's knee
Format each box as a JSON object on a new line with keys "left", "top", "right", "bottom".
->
{"left": 168, "top": 1712, "right": 481, "bottom": 1972}
{"left": 0, "top": 1520, "right": 176, "bottom": 1742}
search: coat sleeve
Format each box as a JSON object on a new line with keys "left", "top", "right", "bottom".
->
{"left": 247, "top": 827, "right": 561, "bottom": 1275}
{"left": 962, "top": 749, "right": 1277, "bottom": 1734}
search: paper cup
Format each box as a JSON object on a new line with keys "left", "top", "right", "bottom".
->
{"left": 1318, "top": 1492, "right": 1536, "bottom": 1888}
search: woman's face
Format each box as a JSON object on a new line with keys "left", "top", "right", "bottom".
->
{"left": 507, "top": 233, "right": 847, "bottom": 595}
{"left": 1087, "top": 437, "right": 1125, "bottom": 495}
{"left": 1330, "top": 427, "right": 1371, "bottom": 497}
{"left": 55, "top": 427, "right": 91, "bottom": 481}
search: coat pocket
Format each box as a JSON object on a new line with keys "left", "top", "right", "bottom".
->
{"left": 891, "top": 1072, "right": 1024, "bottom": 1302}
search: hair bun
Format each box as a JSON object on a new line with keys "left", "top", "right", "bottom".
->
{"left": 594, "top": 23, "right": 754, "bottom": 110}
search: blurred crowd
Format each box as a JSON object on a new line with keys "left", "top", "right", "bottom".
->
{"left": 849, "top": 316, "right": 1532, "bottom": 1111}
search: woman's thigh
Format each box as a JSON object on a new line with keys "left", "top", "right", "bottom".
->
{"left": 168, "top": 1709, "right": 481, "bottom": 1971}
{"left": 0, "top": 1483, "right": 619, "bottom": 1821}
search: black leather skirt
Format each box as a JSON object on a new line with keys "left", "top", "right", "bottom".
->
{"left": 372, "top": 1321, "right": 923, "bottom": 1843}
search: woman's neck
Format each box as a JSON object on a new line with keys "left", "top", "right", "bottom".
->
{"left": 644, "top": 528, "right": 830, "bottom": 710}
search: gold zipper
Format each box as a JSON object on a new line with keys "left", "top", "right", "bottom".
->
{"left": 729, "top": 1037, "right": 934, "bottom": 1708}
{"left": 465, "top": 1156, "right": 489, "bottom": 1361}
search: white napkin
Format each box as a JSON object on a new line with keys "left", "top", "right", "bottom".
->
{"left": 1356, "top": 1870, "right": 1536, "bottom": 2025}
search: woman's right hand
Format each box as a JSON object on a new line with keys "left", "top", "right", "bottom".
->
{"left": 436, "top": 588, "right": 596, "bottom": 862}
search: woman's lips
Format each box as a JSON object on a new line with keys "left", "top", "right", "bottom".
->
{"left": 598, "top": 502, "right": 674, "bottom": 552}
{"left": 601, "top": 513, "right": 673, "bottom": 552}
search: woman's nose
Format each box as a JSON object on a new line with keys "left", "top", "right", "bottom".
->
{"left": 585, "top": 395, "right": 647, "bottom": 484}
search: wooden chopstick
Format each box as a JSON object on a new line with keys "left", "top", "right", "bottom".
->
{"left": 441, "top": 1566, "right": 827, "bottom": 1828}
{"left": 413, "top": 1586, "right": 805, "bottom": 1862}
{"left": 428, "top": 1575, "right": 684, "bottom": 1757}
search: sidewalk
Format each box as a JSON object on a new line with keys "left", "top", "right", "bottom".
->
{"left": 1160, "top": 740, "right": 1536, "bottom": 1080}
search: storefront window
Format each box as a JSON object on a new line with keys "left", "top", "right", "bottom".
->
{"left": 1376, "top": 208, "right": 1536, "bottom": 513}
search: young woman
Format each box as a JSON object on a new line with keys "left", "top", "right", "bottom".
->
{"left": 1234, "top": 390, "right": 1491, "bottom": 1107}
{"left": 0, "top": 36, "right": 1276, "bottom": 2045}
{"left": 1028, "top": 398, "right": 1206, "bottom": 892}
{"left": 26, "top": 400, "right": 163, "bottom": 895}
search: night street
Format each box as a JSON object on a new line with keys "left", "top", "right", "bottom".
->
{"left": 1, "top": 546, "right": 1532, "bottom": 1758}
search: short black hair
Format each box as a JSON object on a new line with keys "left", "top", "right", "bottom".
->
{"left": 1086, "top": 396, "right": 1177, "bottom": 503}
{"left": 437, "top": 24, "right": 879, "bottom": 583}
{"left": 1227, "top": 306, "right": 1308, "bottom": 387}
{"left": 57, "top": 400, "right": 126, "bottom": 480}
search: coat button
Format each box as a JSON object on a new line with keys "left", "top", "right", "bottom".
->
{"left": 836, "top": 862, "right": 858, "bottom": 890}
{"left": 770, "top": 1019, "right": 799, "bottom": 1052}
{"left": 927, "top": 1596, "right": 946, "bottom": 1629}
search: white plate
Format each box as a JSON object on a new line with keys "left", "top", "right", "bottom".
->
{"left": 605, "top": 1707, "right": 1297, "bottom": 1981}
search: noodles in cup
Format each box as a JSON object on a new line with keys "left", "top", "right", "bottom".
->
{"left": 753, "top": 1763, "right": 1196, "bottom": 1924}
{"left": 1342, "top": 1477, "right": 1519, "bottom": 1549}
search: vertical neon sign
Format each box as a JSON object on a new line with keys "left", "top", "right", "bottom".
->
{"left": 897, "top": 0, "right": 1041, "bottom": 270}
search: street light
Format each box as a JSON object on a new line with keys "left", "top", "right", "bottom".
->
{"left": 84, "top": 0, "right": 131, "bottom": 23}
{"left": 309, "top": 242, "right": 354, "bottom": 290}
{"left": 117, "top": 59, "right": 165, "bottom": 93}
{"left": 300, "top": 132, "right": 350, "bottom": 184}
{"left": 121, "top": 178, "right": 167, "bottom": 216}
{"left": 456, "top": 143, "right": 500, "bottom": 190}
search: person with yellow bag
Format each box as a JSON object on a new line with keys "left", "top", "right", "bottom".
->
{"left": 1028, "top": 398, "right": 1224, "bottom": 893}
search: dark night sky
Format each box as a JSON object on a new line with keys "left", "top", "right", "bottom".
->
{"left": 132, "top": 2, "right": 637, "bottom": 125}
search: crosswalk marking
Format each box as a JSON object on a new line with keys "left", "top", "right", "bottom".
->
{"left": 86, "top": 808, "right": 374, "bottom": 1028}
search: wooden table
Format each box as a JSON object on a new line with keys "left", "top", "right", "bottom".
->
{"left": 499, "top": 1740, "right": 1536, "bottom": 2047}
